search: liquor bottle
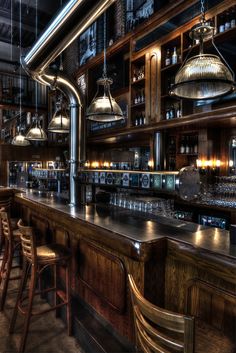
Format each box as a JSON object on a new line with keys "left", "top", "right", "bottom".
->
{"left": 230, "top": 7, "right": 236, "bottom": 27}
{"left": 133, "top": 69, "right": 137, "bottom": 82}
{"left": 169, "top": 105, "right": 175, "bottom": 119}
{"left": 180, "top": 136, "right": 185, "bottom": 154}
{"left": 172, "top": 47, "right": 178, "bottom": 65}
{"left": 218, "top": 13, "right": 225, "bottom": 33}
{"left": 166, "top": 108, "right": 170, "bottom": 120}
{"left": 225, "top": 11, "right": 231, "bottom": 30}
{"left": 165, "top": 49, "right": 171, "bottom": 66}
{"left": 143, "top": 112, "right": 146, "bottom": 125}
{"left": 185, "top": 136, "right": 190, "bottom": 154}
{"left": 137, "top": 91, "right": 140, "bottom": 103}
{"left": 193, "top": 136, "right": 198, "bottom": 154}
{"left": 134, "top": 93, "right": 138, "bottom": 105}
{"left": 176, "top": 102, "right": 182, "bottom": 118}
{"left": 135, "top": 116, "right": 139, "bottom": 126}
{"left": 139, "top": 112, "right": 144, "bottom": 125}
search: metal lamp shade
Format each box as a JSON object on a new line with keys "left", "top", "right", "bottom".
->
{"left": 171, "top": 54, "right": 234, "bottom": 100}
{"left": 26, "top": 119, "right": 47, "bottom": 141}
{"left": 48, "top": 109, "right": 70, "bottom": 133}
{"left": 86, "top": 78, "right": 124, "bottom": 122}
{"left": 12, "top": 131, "right": 30, "bottom": 146}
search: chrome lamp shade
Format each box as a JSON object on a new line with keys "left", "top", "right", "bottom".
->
{"left": 171, "top": 54, "right": 234, "bottom": 100}
{"left": 26, "top": 117, "right": 47, "bottom": 141}
{"left": 48, "top": 108, "right": 70, "bottom": 133}
{"left": 86, "top": 78, "right": 124, "bottom": 122}
{"left": 12, "top": 131, "right": 30, "bottom": 146}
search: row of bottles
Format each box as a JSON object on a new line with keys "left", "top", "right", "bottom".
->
{"left": 218, "top": 6, "right": 236, "bottom": 33}
{"left": 133, "top": 89, "right": 145, "bottom": 105}
{"left": 164, "top": 47, "right": 180, "bottom": 67}
{"left": 133, "top": 111, "right": 146, "bottom": 126}
{"left": 179, "top": 135, "right": 198, "bottom": 154}
{"left": 132, "top": 65, "right": 145, "bottom": 82}
{"left": 165, "top": 102, "right": 182, "bottom": 120}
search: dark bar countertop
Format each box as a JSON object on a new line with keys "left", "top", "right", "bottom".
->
{"left": 13, "top": 189, "right": 236, "bottom": 263}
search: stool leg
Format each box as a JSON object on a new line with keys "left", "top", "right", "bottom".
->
{"left": 0, "top": 243, "right": 13, "bottom": 311}
{"left": 66, "top": 262, "right": 72, "bottom": 336}
{"left": 9, "top": 259, "right": 29, "bottom": 334}
{"left": 19, "top": 264, "right": 37, "bottom": 353}
{"left": 0, "top": 240, "right": 8, "bottom": 285}
{"left": 54, "top": 264, "right": 59, "bottom": 318}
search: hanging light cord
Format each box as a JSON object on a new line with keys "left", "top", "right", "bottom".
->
{"left": 200, "top": 0, "right": 205, "bottom": 23}
{"left": 35, "top": 0, "right": 38, "bottom": 115}
{"left": 19, "top": 0, "right": 22, "bottom": 129}
{"left": 103, "top": 11, "right": 107, "bottom": 78}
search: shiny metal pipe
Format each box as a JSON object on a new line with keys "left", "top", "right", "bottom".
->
{"left": 22, "top": 0, "right": 115, "bottom": 205}
{"left": 24, "top": 0, "right": 115, "bottom": 73}
{"left": 40, "top": 70, "right": 83, "bottom": 205}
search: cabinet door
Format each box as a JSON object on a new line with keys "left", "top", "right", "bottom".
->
{"left": 146, "top": 51, "right": 160, "bottom": 123}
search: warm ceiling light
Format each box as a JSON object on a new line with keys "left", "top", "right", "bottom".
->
{"left": 12, "top": 131, "right": 30, "bottom": 146}
{"left": 48, "top": 95, "right": 70, "bottom": 133}
{"left": 171, "top": 0, "right": 235, "bottom": 100}
{"left": 26, "top": 114, "right": 47, "bottom": 141}
{"left": 86, "top": 12, "right": 125, "bottom": 122}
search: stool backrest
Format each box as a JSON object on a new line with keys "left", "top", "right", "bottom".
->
{"left": 17, "top": 219, "right": 37, "bottom": 263}
{"left": 0, "top": 198, "right": 12, "bottom": 213}
{"left": 0, "top": 210, "right": 13, "bottom": 244}
{"left": 128, "top": 274, "right": 195, "bottom": 353}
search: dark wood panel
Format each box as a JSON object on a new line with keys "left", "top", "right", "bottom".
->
{"left": 78, "top": 239, "right": 126, "bottom": 313}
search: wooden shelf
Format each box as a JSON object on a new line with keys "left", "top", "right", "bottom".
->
{"left": 183, "top": 25, "right": 236, "bottom": 53}
{"left": 131, "top": 102, "right": 145, "bottom": 108}
{"left": 87, "top": 105, "right": 236, "bottom": 143}
{"left": 161, "top": 62, "right": 181, "bottom": 72}
{"left": 131, "top": 77, "right": 145, "bottom": 85}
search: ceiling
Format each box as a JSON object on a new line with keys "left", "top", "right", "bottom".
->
{"left": 0, "top": 0, "right": 63, "bottom": 64}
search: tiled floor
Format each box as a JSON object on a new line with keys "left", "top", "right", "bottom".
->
{"left": 0, "top": 276, "right": 83, "bottom": 353}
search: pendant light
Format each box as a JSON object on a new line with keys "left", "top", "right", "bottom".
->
{"left": 48, "top": 93, "right": 70, "bottom": 133}
{"left": 171, "top": 0, "right": 235, "bottom": 100}
{"left": 86, "top": 12, "right": 125, "bottom": 122}
{"left": 12, "top": 0, "right": 30, "bottom": 146}
{"left": 26, "top": 0, "right": 47, "bottom": 141}
{"left": 26, "top": 113, "right": 47, "bottom": 141}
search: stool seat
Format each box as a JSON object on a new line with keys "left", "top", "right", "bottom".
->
{"left": 37, "top": 243, "right": 71, "bottom": 262}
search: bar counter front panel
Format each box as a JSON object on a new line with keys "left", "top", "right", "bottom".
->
{"left": 13, "top": 190, "right": 236, "bottom": 344}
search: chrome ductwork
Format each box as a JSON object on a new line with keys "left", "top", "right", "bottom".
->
{"left": 22, "top": 0, "right": 116, "bottom": 205}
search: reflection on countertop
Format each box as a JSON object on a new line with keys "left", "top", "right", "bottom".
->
{"left": 14, "top": 188, "right": 236, "bottom": 260}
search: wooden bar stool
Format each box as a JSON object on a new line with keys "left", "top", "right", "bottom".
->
{"left": 9, "top": 219, "right": 72, "bottom": 353}
{"left": 0, "top": 210, "right": 22, "bottom": 311}
{"left": 128, "top": 274, "right": 235, "bottom": 353}
{"left": 0, "top": 197, "right": 19, "bottom": 256}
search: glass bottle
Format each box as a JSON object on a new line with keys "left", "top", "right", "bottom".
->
{"left": 225, "top": 11, "right": 231, "bottom": 31}
{"left": 165, "top": 49, "right": 171, "bottom": 66}
{"left": 180, "top": 136, "right": 185, "bottom": 154}
{"left": 172, "top": 47, "right": 178, "bottom": 65}
{"left": 194, "top": 136, "right": 198, "bottom": 154}
{"left": 218, "top": 13, "right": 225, "bottom": 33}
{"left": 169, "top": 105, "right": 175, "bottom": 119}
{"left": 166, "top": 108, "right": 170, "bottom": 120}
{"left": 176, "top": 102, "right": 182, "bottom": 118}
{"left": 230, "top": 7, "right": 236, "bottom": 28}
{"left": 185, "top": 136, "right": 190, "bottom": 154}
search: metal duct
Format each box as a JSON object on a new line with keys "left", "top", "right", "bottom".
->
{"left": 22, "top": 0, "right": 115, "bottom": 205}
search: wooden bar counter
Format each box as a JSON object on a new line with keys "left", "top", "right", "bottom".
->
{"left": 12, "top": 190, "right": 236, "bottom": 348}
